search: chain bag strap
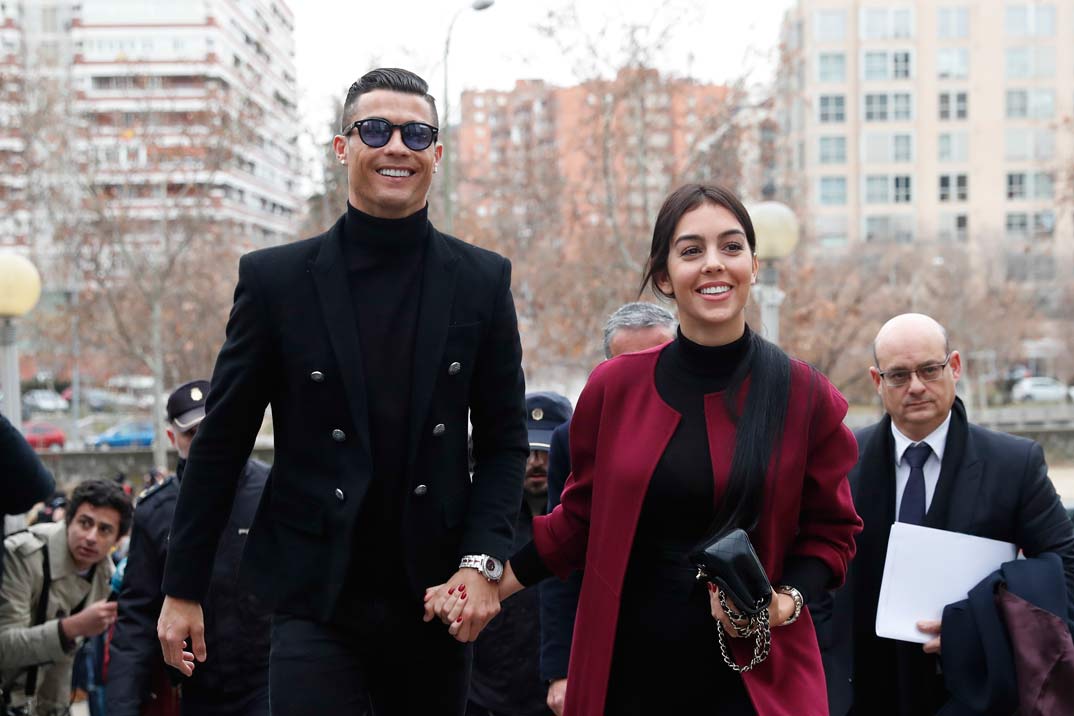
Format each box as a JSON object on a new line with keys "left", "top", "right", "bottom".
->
{"left": 714, "top": 590, "right": 771, "bottom": 672}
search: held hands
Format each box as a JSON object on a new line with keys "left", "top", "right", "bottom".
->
{"left": 157, "top": 595, "right": 206, "bottom": 677}
{"left": 423, "top": 568, "right": 501, "bottom": 642}
{"left": 707, "top": 584, "right": 796, "bottom": 635}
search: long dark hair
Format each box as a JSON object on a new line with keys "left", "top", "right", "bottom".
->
{"left": 642, "top": 183, "right": 791, "bottom": 537}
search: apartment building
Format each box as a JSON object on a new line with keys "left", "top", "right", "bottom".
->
{"left": 0, "top": 0, "right": 302, "bottom": 263}
{"left": 776, "top": 0, "right": 1073, "bottom": 303}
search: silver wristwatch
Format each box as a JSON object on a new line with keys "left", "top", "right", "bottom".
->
{"left": 460, "top": 554, "right": 504, "bottom": 582}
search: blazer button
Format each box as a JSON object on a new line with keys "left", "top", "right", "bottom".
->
{"left": 334, "top": 488, "right": 345, "bottom": 501}
{"left": 413, "top": 484, "right": 428, "bottom": 497}
{"left": 432, "top": 423, "right": 446, "bottom": 437}
{"left": 331, "top": 429, "right": 346, "bottom": 442}
{"left": 448, "top": 362, "right": 461, "bottom": 376}
{"left": 310, "top": 370, "right": 325, "bottom": 383}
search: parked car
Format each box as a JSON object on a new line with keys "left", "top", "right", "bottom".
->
{"left": 22, "top": 421, "right": 65, "bottom": 449}
{"left": 1011, "top": 376, "right": 1069, "bottom": 403}
{"left": 22, "top": 389, "right": 69, "bottom": 414}
{"left": 61, "top": 387, "right": 118, "bottom": 412}
{"left": 86, "top": 420, "right": 155, "bottom": 449}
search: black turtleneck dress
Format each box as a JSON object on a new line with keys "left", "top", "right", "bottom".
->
{"left": 332, "top": 202, "right": 429, "bottom": 629}
{"left": 512, "top": 327, "right": 831, "bottom": 714}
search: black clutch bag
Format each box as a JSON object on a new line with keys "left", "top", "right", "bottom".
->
{"left": 690, "top": 528, "right": 773, "bottom": 672}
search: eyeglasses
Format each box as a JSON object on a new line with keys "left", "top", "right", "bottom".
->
{"left": 877, "top": 354, "right": 952, "bottom": 388}
{"left": 343, "top": 117, "right": 439, "bottom": 151}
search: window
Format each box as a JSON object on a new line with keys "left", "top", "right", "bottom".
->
{"left": 865, "top": 94, "right": 888, "bottom": 121}
{"left": 866, "top": 175, "right": 890, "bottom": 203}
{"left": 1005, "top": 46, "right": 1056, "bottom": 78}
{"left": 1029, "top": 89, "right": 1055, "bottom": 118}
{"left": 1034, "top": 210, "right": 1055, "bottom": 237}
{"left": 819, "top": 94, "right": 845, "bottom": 122}
{"left": 820, "top": 177, "right": 847, "bottom": 205}
{"left": 816, "top": 216, "right": 848, "bottom": 246}
{"left": 1005, "top": 128, "right": 1055, "bottom": 160}
{"left": 894, "top": 176, "right": 912, "bottom": 203}
{"left": 815, "top": 10, "right": 847, "bottom": 41}
{"left": 892, "top": 93, "right": 912, "bottom": 120}
{"left": 1006, "top": 212, "right": 1029, "bottom": 238}
{"left": 1006, "top": 89, "right": 1028, "bottom": 118}
{"left": 818, "top": 52, "right": 846, "bottom": 82}
{"left": 938, "top": 7, "right": 970, "bottom": 38}
{"left": 1033, "top": 172, "right": 1054, "bottom": 199}
{"left": 1005, "top": 4, "right": 1055, "bottom": 37}
{"left": 893, "top": 51, "right": 911, "bottom": 78}
{"left": 937, "top": 48, "right": 969, "bottom": 78}
{"left": 938, "top": 131, "right": 968, "bottom": 162}
{"left": 864, "top": 51, "right": 889, "bottom": 80}
{"left": 938, "top": 213, "right": 969, "bottom": 242}
{"left": 1007, "top": 172, "right": 1027, "bottom": 199}
{"left": 938, "top": 91, "right": 968, "bottom": 120}
{"left": 819, "top": 136, "right": 847, "bottom": 163}
{"left": 862, "top": 7, "right": 913, "bottom": 39}
{"left": 939, "top": 174, "right": 968, "bottom": 201}
{"left": 893, "top": 134, "right": 913, "bottom": 162}
{"left": 864, "top": 215, "right": 914, "bottom": 243}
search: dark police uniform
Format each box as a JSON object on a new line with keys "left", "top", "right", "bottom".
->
{"left": 105, "top": 459, "right": 270, "bottom": 716}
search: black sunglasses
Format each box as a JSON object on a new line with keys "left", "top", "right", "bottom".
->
{"left": 343, "top": 117, "right": 439, "bottom": 151}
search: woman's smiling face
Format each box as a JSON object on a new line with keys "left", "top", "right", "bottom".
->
{"left": 656, "top": 202, "right": 757, "bottom": 346}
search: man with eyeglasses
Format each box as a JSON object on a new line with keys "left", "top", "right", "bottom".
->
{"left": 812, "top": 313, "right": 1074, "bottom": 716}
{"left": 107, "top": 380, "right": 270, "bottom": 716}
{"left": 156, "top": 67, "right": 527, "bottom": 715}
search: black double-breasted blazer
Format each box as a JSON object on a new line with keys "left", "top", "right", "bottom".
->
{"left": 161, "top": 215, "right": 528, "bottom": 622}
{"left": 813, "top": 399, "right": 1074, "bottom": 716}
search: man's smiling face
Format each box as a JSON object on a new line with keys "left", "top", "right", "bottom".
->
{"left": 336, "top": 89, "right": 442, "bottom": 219}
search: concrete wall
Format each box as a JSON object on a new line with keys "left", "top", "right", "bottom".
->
{"left": 38, "top": 448, "right": 275, "bottom": 489}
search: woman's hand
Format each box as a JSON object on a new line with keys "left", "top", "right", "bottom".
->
{"left": 707, "top": 584, "right": 796, "bottom": 633}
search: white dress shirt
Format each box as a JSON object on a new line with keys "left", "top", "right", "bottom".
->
{"left": 891, "top": 411, "right": 952, "bottom": 521}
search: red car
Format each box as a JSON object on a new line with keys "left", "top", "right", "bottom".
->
{"left": 23, "top": 421, "right": 65, "bottom": 449}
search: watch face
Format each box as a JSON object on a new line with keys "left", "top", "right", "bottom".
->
{"left": 484, "top": 557, "right": 504, "bottom": 579}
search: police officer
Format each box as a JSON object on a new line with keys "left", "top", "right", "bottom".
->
{"left": 105, "top": 380, "right": 271, "bottom": 716}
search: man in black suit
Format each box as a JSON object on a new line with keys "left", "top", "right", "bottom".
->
{"left": 156, "top": 68, "right": 528, "bottom": 716}
{"left": 815, "top": 313, "right": 1074, "bottom": 716}
{"left": 0, "top": 411, "right": 54, "bottom": 581}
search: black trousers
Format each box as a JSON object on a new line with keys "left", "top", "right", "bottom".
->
{"left": 268, "top": 613, "right": 472, "bottom": 716}
{"left": 182, "top": 686, "right": 269, "bottom": 716}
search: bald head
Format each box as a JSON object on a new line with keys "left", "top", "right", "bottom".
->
{"left": 873, "top": 313, "right": 948, "bottom": 368}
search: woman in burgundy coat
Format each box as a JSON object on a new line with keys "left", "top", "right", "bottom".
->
{"left": 433, "top": 184, "right": 862, "bottom": 716}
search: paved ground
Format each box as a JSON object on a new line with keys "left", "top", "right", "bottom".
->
{"left": 1051, "top": 464, "right": 1074, "bottom": 505}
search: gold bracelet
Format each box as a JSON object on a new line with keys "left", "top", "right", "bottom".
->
{"left": 776, "top": 585, "right": 804, "bottom": 626}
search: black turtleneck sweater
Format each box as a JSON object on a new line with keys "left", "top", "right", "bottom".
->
{"left": 334, "top": 203, "right": 430, "bottom": 625}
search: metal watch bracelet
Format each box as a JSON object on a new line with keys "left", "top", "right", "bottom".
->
{"left": 776, "top": 585, "right": 804, "bottom": 626}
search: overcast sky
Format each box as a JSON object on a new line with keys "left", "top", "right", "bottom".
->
{"left": 291, "top": 0, "right": 795, "bottom": 142}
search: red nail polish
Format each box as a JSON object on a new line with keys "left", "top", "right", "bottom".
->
{"left": 447, "top": 587, "right": 455, "bottom": 595}
{"left": 456, "top": 617, "right": 464, "bottom": 623}
{"left": 459, "top": 584, "right": 467, "bottom": 591}
{"left": 461, "top": 593, "right": 467, "bottom": 600}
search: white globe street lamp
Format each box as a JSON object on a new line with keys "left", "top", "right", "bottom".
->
{"left": 747, "top": 200, "right": 800, "bottom": 346}
{"left": 0, "top": 252, "right": 42, "bottom": 427}
{"left": 441, "top": 0, "right": 495, "bottom": 234}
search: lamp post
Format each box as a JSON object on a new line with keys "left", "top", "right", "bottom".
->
{"left": 441, "top": 0, "right": 494, "bottom": 234}
{"left": 748, "top": 200, "right": 800, "bottom": 346}
{"left": 0, "top": 253, "right": 42, "bottom": 427}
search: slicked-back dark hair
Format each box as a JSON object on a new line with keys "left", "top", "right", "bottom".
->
{"left": 640, "top": 183, "right": 791, "bottom": 538}
{"left": 67, "top": 479, "right": 133, "bottom": 537}
{"left": 340, "top": 67, "right": 439, "bottom": 132}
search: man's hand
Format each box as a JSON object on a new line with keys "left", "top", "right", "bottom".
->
{"left": 423, "top": 568, "right": 500, "bottom": 642}
{"left": 546, "top": 678, "right": 567, "bottom": 715}
{"left": 157, "top": 596, "right": 206, "bottom": 677}
{"left": 918, "top": 619, "right": 942, "bottom": 654}
{"left": 61, "top": 599, "right": 117, "bottom": 640}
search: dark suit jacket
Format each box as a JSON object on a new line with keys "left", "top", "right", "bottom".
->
{"left": 538, "top": 419, "right": 578, "bottom": 682}
{"left": 0, "top": 412, "right": 55, "bottom": 582}
{"left": 816, "top": 399, "right": 1074, "bottom": 716}
{"left": 161, "top": 215, "right": 528, "bottom": 622}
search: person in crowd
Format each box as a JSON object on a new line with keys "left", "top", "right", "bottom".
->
{"left": 0, "top": 480, "right": 132, "bottom": 716}
{"left": 469, "top": 392, "right": 573, "bottom": 716}
{"left": 1, "top": 411, "right": 55, "bottom": 575}
{"left": 156, "top": 67, "right": 527, "bottom": 716}
{"left": 429, "top": 183, "right": 862, "bottom": 716}
{"left": 539, "top": 302, "right": 676, "bottom": 715}
{"left": 811, "top": 313, "right": 1074, "bottom": 716}
{"left": 108, "top": 380, "right": 271, "bottom": 716}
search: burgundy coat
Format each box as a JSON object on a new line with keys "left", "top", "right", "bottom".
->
{"left": 532, "top": 346, "right": 862, "bottom": 716}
